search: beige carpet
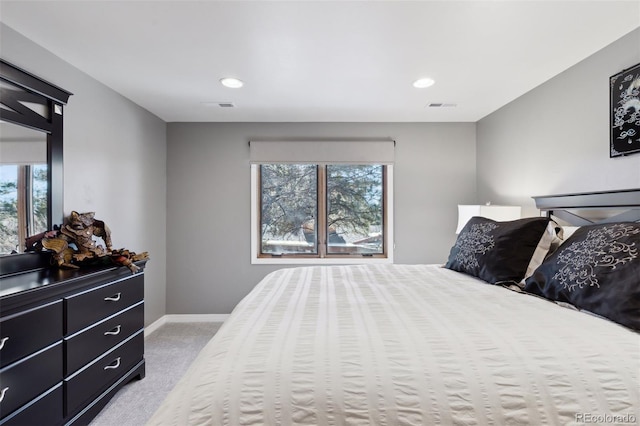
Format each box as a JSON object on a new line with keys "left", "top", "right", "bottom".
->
{"left": 90, "top": 322, "right": 222, "bottom": 426}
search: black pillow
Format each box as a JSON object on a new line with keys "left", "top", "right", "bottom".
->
{"left": 445, "top": 216, "right": 551, "bottom": 285}
{"left": 524, "top": 222, "right": 640, "bottom": 330}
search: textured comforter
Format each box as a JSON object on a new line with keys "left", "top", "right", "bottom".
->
{"left": 148, "top": 265, "right": 639, "bottom": 425}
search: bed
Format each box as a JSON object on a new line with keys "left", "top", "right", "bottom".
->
{"left": 148, "top": 190, "right": 640, "bottom": 426}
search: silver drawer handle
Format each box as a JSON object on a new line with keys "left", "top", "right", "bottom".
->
{"left": 104, "top": 325, "right": 122, "bottom": 336}
{"left": 104, "top": 357, "right": 121, "bottom": 370}
{"left": 104, "top": 293, "right": 122, "bottom": 302}
{"left": 0, "top": 387, "right": 8, "bottom": 403}
{"left": 0, "top": 337, "right": 8, "bottom": 350}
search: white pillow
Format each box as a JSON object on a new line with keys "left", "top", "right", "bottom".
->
{"left": 523, "top": 220, "right": 562, "bottom": 282}
{"left": 560, "top": 226, "right": 580, "bottom": 241}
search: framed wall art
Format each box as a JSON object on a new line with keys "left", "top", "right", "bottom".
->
{"left": 610, "top": 62, "right": 640, "bottom": 157}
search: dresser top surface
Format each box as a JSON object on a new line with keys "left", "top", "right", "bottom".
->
{"left": 0, "top": 261, "right": 146, "bottom": 299}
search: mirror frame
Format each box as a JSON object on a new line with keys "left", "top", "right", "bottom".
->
{"left": 0, "top": 59, "right": 72, "bottom": 274}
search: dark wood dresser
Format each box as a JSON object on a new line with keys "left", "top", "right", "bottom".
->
{"left": 0, "top": 258, "right": 146, "bottom": 425}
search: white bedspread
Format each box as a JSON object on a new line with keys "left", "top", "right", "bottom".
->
{"left": 148, "top": 265, "right": 639, "bottom": 425}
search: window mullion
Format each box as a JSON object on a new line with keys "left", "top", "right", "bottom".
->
{"left": 317, "top": 165, "right": 327, "bottom": 258}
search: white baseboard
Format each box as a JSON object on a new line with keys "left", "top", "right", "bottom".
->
{"left": 164, "top": 314, "right": 230, "bottom": 323}
{"left": 144, "top": 316, "right": 167, "bottom": 336}
{"left": 144, "top": 314, "right": 229, "bottom": 337}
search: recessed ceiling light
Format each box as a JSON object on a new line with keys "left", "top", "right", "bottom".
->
{"left": 220, "top": 77, "right": 243, "bottom": 88}
{"left": 413, "top": 78, "right": 435, "bottom": 88}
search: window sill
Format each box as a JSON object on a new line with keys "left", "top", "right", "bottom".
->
{"left": 251, "top": 256, "right": 393, "bottom": 265}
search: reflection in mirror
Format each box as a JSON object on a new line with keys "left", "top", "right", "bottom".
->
{"left": 0, "top": 121, "right": 48, "bottom": 253}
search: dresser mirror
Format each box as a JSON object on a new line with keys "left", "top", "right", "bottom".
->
{"left": 0, "top": 59, "right": 71, "bottom": 271}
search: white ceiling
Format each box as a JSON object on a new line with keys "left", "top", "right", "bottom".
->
{"left": 1, "top": 0, "right": 639, "bottom": 123}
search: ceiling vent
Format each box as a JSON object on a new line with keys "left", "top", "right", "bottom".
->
{"left": 201, "top": 101, "right": 236, "bottom": 108}
{"left": 427, "top": 103, "right": 457, "bottom": 108}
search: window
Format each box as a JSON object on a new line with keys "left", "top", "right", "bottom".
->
{"left": 251, "top": 162, "right": 393, "bottom": 264}
{"left": 260, "top": 164, "right": 318, "bottom": 255}
{"left": 250, "top": 139, "right": 395, "bottom": 264}
{"left": 326, "top": 164, "right": 385, "bottom": 255}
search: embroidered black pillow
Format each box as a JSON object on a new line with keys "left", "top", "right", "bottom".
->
{"left": 524, "top": 222, "right": 640, "bottom": 330}
{"left": 445, "top": 216, "right": 551, "bottom": 285}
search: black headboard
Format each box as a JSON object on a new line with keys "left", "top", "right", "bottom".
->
{"left": 532, "top": 188, "right": 640, "bottom": 225}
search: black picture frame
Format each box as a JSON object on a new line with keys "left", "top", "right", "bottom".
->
{"left": 610, "top": 62, "right": 640, "bottom": 157}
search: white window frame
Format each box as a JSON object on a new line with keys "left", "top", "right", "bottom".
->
{"left": 251, "top": 164, "right": 394, "bottom": 265}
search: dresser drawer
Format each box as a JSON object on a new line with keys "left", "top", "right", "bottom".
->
{"left": 0, "top": 342, "right": 62, "bottom": 419}
{"left": 0, "top": 300, "right": 63, "bottom": 368}
{"left": 65, "top": 302, "right": 144, "bottom": 375}
{"left": 0, "top": 383, "right": 63, "bottom": 426}
{"left": 65, "top": 274, "right": 143, "bottom": 334}
{"left": 65, "top": 331, "right": 143, "bottom": 415}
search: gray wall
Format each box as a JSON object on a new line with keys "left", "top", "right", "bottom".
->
{"left": 166, "top": 122, "right": 476, "bottom": 314}
{"left": 477, "top": 28, "right": 640, "bottom": 216}
{"left": 1, "top": 23, "right": 168, "bottom": 326}
{"left": 10, "top": 21, "right": 635, "bottom": 318}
